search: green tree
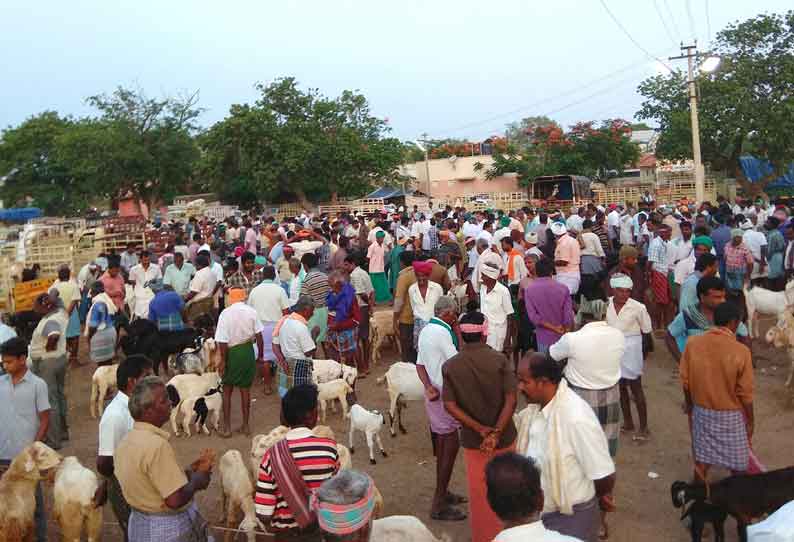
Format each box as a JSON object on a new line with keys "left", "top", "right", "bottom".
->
{"left": 637, "top": 11, "right": 794, "bottom": 195}
{"left": 505, "top": 115, "right": 560, "bottom": 148}
{"left": 199, "top": 78, "right": 404, "bottom": 206}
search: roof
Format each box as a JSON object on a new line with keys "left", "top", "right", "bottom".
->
{"left": 364, "top": 186, "right": 414, "bottom": 199}
{"left": 631, "top": 130, "right": 656, "bottom": 144}
{"left": 639, "top": 154, "right": 657, "bottom": 168}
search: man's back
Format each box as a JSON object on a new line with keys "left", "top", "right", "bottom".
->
{"left": 680, "top": 328, "right": 753, "bottom": 411}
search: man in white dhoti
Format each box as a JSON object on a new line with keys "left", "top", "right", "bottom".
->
{"left": 479, "top": 262, "right": 514, "bottom": 354}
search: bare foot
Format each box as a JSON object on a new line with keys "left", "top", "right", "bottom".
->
{"left": 237, "top": 425, "right": 251, "bottom": 436}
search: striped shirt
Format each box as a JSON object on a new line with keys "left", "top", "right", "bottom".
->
{"left": 300, "top": 270, "right": 330, "bottom": 308}
{"left": 254, "top": 427, "right": 339, "bottom": 531}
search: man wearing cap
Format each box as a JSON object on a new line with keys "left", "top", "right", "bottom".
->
{"left": 493, "top": 217, "right": 513, "bottom": 254}
{"left": 215, "top": 287, "right": 265, "bottom": 437}
{"left": 524, "top": 231, "right": 543, "bottom": 259}
{"left": 551, "top": 222, "right": 581, "bottom": 296}
{"left": 566, "top": 207, "right": 585, "bottom": 234}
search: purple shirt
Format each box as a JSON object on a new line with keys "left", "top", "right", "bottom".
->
{"left": 523, "top": 277, "right": 574, "bottom": 347}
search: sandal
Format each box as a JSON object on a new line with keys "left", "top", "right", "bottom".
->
{"left": 218, "top": 429, "right": 233, "bottom": 439}
{"left": 633, "top": 432, "right": 650, "bottom": 442}
{"left": 445, "top": 492, "right": 468, "bottom": 505}
{"left": 430, "top": 507, "right": 467, "bottom": 522}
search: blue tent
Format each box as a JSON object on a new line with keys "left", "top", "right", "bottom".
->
{"left": 739, "top": 156, "right": 794, "bottom": 189}
{"left": 364, "top": 187, "right": 414, "bottom": 199}
{"left": 0, "top": 207, "right": 43, "bottom": 222}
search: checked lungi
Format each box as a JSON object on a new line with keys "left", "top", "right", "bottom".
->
{"left": 650, "top": 270, "right": 671, "bottom": 305}
{"left": 327, "top": 326, "right": 358, "bottom": 354}
{"left": 128, "top": 502, "right": 212, "bottom": 542}
{"left": 691, "top": 405, "right": 749, "bottom": 472}
{"left": 542, "top": 496, "right": 600, "bottom": 542}
{"left": 277, "top": 357, "right": 314, "bottom": 398}
{"left": 568, "top": 382, "right": 620, "bottom": 457}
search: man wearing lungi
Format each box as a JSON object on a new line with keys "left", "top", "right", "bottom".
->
{"left": 551, "top": 222, "right": 581, "bottom": 296}
{"left": 326, "top": 271, "right": 361, "bottom": 367}
{"left": 680, "top": 301, "right": 754, "bottom": 481}
{"left": 479, "top": 262, "right": 515, "bottom": 354}
{"left": 184, "top": 253, "right": 221, "bottom": 324}
{"left": 646, "top": 224, "right": 673, "bottom": 331}
{"left": 249, "top": 266, "right": 291, "bottom": 395}
{"left": 215, "top": 288, "right": 264, "bottom": 437}
{"left": 115, "top": 376, "right": 212, "bottom": 542}
{"left": 442, "top": 310, "right": 518, "bottom": 542}
{"left": 416, "top": 296, "right": 467, "bottom": 522}
{"left": 515, "top": 354, "right": 616, "bottom": 542}
{"left": 273, "top": 296, "right": 317, "bottom": 397}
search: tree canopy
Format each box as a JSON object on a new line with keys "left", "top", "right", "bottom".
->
{"left": 636, "top": 10, "right": 794, "bottom": 193}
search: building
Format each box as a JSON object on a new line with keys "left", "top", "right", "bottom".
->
{"left": 412, "top": 155, "right": 521, "bottom": 199}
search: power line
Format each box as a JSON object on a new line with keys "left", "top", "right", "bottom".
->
{"left": 705, "top": 0, "right": 712, "bottom": 43}
{"left": 685, "top": 0, "right": 697, "bottom": 40}
{"left": 598, "top": 0, "right": 674, "bottom": 71}
{"left": 662, "top": 0, "right": 681, "bottom": 41}
{"left": 654, "top": 0, "right": 678, "bottom": 47}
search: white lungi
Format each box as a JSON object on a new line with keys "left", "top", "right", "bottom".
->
{"left": 620, "top": 334, "right": 644, "bottom": 380}
{"left": 555, "top": 271, "right": 581, "bottom": 295}
{"left": 486, "top": 321, "right": 508, "bottom": 352}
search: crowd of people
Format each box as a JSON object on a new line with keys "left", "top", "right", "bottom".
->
{"left": 0, "top": 192, "right": 783, "bottom": 541}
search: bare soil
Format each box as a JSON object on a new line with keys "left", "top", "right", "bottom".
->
{"left": 44, "top": 315, "right": 794, "bottom": 541}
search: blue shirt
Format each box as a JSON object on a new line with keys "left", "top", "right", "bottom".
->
{"left": 679, "top": 271, "right": 702, "bottom": 317}
{"left": 148, "top": 291, "right": 185, "bottom": 331}
{"left": 0, "top": 371, "right": 51, "bottom": 460}
{"left": 88, "top": 301, "right": 114, "bottom": 329}
{"left": 268, "top": 242, "right": 285, "bottom": 265}
{"left": 668, "top": 311, "right": 748, "bottom": 352}
{"left": 711, "top": 224, "right": 732, "bottom": 258}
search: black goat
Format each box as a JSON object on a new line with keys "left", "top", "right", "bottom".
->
{"left": 671, "top": 466, "right": 794, "bottom": 542}
{"left": 679, "top": 499, "right": 728, "bottom": 542}
{"left": 120, "top": 318, "right": 202, "bottom": 375}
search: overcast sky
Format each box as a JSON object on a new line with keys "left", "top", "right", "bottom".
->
{"left": 1, "top": 1, "right": 788, "bottom": 142}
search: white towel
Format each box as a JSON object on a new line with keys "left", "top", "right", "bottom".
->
{"left": 84, "top": 293, "right": 117, "bottom": 337}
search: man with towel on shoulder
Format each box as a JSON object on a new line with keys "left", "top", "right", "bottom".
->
{"left": 551, "top": 222, "right": 581, "bottom": 296}
{"left": 215, "top": 287, "right": 264, "bottom": 437}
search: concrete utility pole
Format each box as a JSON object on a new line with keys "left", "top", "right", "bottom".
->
{"left": 420, "top": 132, "right": 431, "bottom": 198}
{"left": 670, "top": 42, "right": 705, "bottom": 203}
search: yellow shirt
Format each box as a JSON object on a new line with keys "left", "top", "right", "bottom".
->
{"left": 114, "top": 422, "right": 188, "bottom": 513}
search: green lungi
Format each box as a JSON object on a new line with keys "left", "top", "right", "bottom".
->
{"left": 222, "top": 341, "right": 256, "bottom": 388}
{"left": 370, "top": 272, "right": 392, "bottom": 303}
{"left": 308, "top": 306, "right": 329, "bottom": 343}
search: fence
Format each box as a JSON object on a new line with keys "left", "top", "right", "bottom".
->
{"left": 591, "top": 174, "right": 719, "bottom": 205}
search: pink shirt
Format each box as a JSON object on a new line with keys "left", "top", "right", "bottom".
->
{"left": 367, "top": 242, "right": 386, "bottom": 273}
{"left": 554, "top": 234, "right": 581, "bottom": 274}
{"left": 245, "top": 228, "right": 258, "bottom": 255}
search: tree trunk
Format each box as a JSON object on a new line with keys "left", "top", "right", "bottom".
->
{"left": 293, "top": 187, "right": 313, "bottom": 212}
{"left": 331, "top": 191, "right": 339, "bottom": 203}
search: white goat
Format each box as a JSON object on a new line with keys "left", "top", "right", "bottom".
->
{"left": 312, "top": 358, "right": 357, "bottom": 387}
{"left": 165, "top": 372, "right": 221, "bottom": 435}
{"left": 371, "top": 515, "right": 451, "bottom": 542}
{"left": 53, "top": 456, "right": 103, "bottom": 542}
{"left": 745, "top": 281, "right": 794, "bottom": 339}
{"left": 370, "top": 310, "right": 401, "bottom": 365}
{"left": 202, "top": 338, "right": 221, "bottom": 372}
{"left": 218, "top": 450, "right": 267, "bottom": 542}
{"left": 177, "top": 386, "right": 223, "bottom": 436}
{"left": 377, "top": 362, "right": 425, "bottom": 436}
{"left": 765, "top": 310, "right": 794, "bottom": 389}
{"left": 347, "top": 404, "right": 388, "bottom": 465}
{"left": 250, "top": 426, "right": 289, "bottom": 475}
{"left": 317, "top": 379, "right": 354, "bottom": 422}
{"left": 89, "top": 363, "right": 118, "bottom": 419}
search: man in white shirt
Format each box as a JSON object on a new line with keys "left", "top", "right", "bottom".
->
{"left": 96, "top": 355, "right": 154, "bottom": 540}
{"left": 185, "top": 253, "right": 221, "bottom": 323}
{"left": 566, "top": 207, "right": 585, "bottom": 234}
{"left": 120, "top": 243, "right": 139, "bottom": 275}
{"left": 515, "top": 354, "right": 616, "bottom": 542}
{"left": 472, "top": 239, "right": 504, "bottom": 292}
{"left": 477, "top": 221, "right": 495, "bottom": 246}
{"left": 416, "top": 296, "right": 465, "bottom": 521}
{"left": 487, "top": 453, "right": 580, "bottom": 542}
{"left": 606, "top": 204, "right": 621, "bottom": 248}
{"left": 162, "top": 252, "right": 195, "bottom": 297}
{"left": 480, "top": 262, "right": 515, "bottom": 353}
{"left": 549, "top": 321, "right": 625, "bottom": 457}
{"left": 742, "top": 218, "right": 768, "bottom": 282}
{"left": 128, "top": 251, "right": 163, "bottom": 319}
{"left": 462, "top": 217, "right": 483, "bottom": 240}
{"left": 248, "top": 267, "right": 290, "bottom": 393}
{"left": 273, "top": 295, "right": 317, "bottom": 397}
{"left": 492, "top": 217, "right": 513, "bottom": 254}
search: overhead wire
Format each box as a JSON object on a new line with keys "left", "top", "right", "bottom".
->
{"left": 597, "top": 0, "right": 674, "bottom": 71}
{"left": 662, "top": 0, "right": 682, "bottom": 41}
{"left": 705, "top": 0, "right": 712, "bottom": 44}
{"left": 654, "top": 0, "right": 678, "bottom": 47}
{"left": 685, "top": 0, "right": 697, "bottom": 41}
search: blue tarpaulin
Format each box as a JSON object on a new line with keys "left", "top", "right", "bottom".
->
{"left": 365, "top": 187, "right": 414, "bottom": 199}
{"left": 739, "top": 156, "right": 794, "bottom": 189}
{"left": 0, "top": 207, "right": 43, "bottom": 222}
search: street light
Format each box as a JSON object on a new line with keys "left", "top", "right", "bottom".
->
{"left": 700, "top": 56, "right": 721, "bottom": 73}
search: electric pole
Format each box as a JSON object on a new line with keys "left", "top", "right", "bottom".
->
{"left": 670, "top": 42, "right": 705, "bottom": 203}
{"left": 420, "top": 132, "right": 431, "bottom": 199}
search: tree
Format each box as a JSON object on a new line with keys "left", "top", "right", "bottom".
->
{"left": 199, "top": 78, "right": 404, "bottom": 206}
{"left": 637, "top": 11, "right": 794, "bottom": 195}
{"left": 630, "top": 122, "right": 653, "bottom": 131}
{"left": 505, "top": 116, "right": 560, "bottom": 148}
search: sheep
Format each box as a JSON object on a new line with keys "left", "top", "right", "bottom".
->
{"left": 377, "top": 362, "right": 425, "bottom": 436}
{"left": 347, "top": 403, "right": 388, "bottom": 465}
{"left": 371, "top": 515, "right": 451, "bottom": 542}
{"left": 312, "top": 358, "right": 358, "bottom": 387}
{"left": 89, "top": 363, "right": 119, "bottom": 419}
{"left": 317, "top": 378, "right": 354, "bottom": 422}
{"left": 250, "top": 426, "right": 289, "bottom": 475}
{"left": 370, "top": 310, "right": 401, "bottom": 365}
{"left": 218, "top": 450, "right": 267, "bottom": 542}
{"left": 744, "top": 281, "right": 794, "bottom": 339}
{"left": 671, "top": 466, "right": 794, "bottom": 542}
{"left": 764, "top": 310, "right": 794, "bottom": 389}
{"left": 53, "top": 456, "right": 103, "bottom": 542}
{"left": 0, "top": 442, "right": 63, "bottom": 542}
{"left": 165, "top": 372, "right": 221, "bottom": 435}
{"left": 177, "top": 386, "right": 223, "bottom": 437}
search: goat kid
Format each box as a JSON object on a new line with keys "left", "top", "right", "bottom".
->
{"left": 178, "top": 385, "right": 223, "bottom": 437}
{"left": 89, "top": 363, "right": 119, "bottom": 419}
{"left": 54, "top": 456, "right": 103, "bottom": 542}
{"left": 377, "top": 362, "right": 425, "bottom": 436}
{"left": 347, "top": 404, "right": 388, "bottom": 465}
{"left": 219, "top": 450, "right": 267, "bottom": 542}
{"left": 317, "top": 379, "right": 354, "bottom": 423}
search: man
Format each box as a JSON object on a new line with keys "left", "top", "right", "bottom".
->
{"left": 551, "top": 222, "right": 581, "bottom": 295}
{"left": 480, "top": 262, "right": 515, "bottom": 354}
{"left": 344, "top": 255, "right": 375, "bottom": 373}
{"left": 524, "top": 258, "right": 574, "bottom": 353}
{"left": 244, "top": 219, "right": 258, "bottom": 255}
{"left": 314, "top": 470, "right": 378, "bottom": 542}
{"left": 96, "top": 355, "right": 154, "bottom": 541}
{"left": 711, "top": 214, "right": 732, "bottom": 279}
{"left": 549, "top": 319, "right": 625, "bottom": 457}
{"left": 502, "top": 237, "right": 527, "bottom": 288}
{"left": 743, "top": 216, "right": 768, "bottom": 285}
{"left": 416, "top": 296, "right": 466, "bottom": 522}
{"left": 188, "top": 233, "right": 202, "bottom": 263}
{"left": 514, "top": 354, "right": 616, "bottom": 542}
{"left": 248, "top": 266, "right": 291, "bottom": 394}
{"left": 647, "top": 224, "right": 673, "bottom": 330}
{"left": 673, "top": 235, "right": 714, "bottom": 295}
{"left": 147, "top": 281, "right": 186, "bottom": 332}
{"left": 120, "top": 243, "right": 139, "bottom": 275}
{"left": 486, "top": 453, "right": 580, "bottom": 542}
{"left": 0, "top": 336, "right": 51, "bottom": 541}
{"left": 185, "top": 253, "right": 220, "bottom": 323}
{"left": 300, "top": 253, "right": 331, "bottom": 347}
{"left": 606, "top": 204, "right": 621, "bottom": 250}
{"left": 443, "top": 311, "right": 518, "bottom": 542}
{"left": 680, "top": 302, "right": 753, "bottom": 480}
{"left": 566, "top": 207, "right": 585, "bottom": 234}
{"left": 128, "top": 251, "right": 163, "bottom": 319}
{"left": 678, "top": 253, "right": 718, "bottom": 318}
{"left": 667, "top": 221, "right": 693, "bottom": 302}
{"left": 100, "top": 255, "right": 127, "bottom": 317}
{"left": 392, "top": 251, "right": 418, "bottom": 363}
{"left": 273, "top": 295, "right": 317, "bottom": 397}
{"left": 472, "top": 238, "right": 504, "bottom": 292}
{"left": 255, "top": 384, "right": 339, "bottom": 539}
{"left": 493, "top": 217, "right": 513, "bottom": 254}
{"left": 115, "top": 376, "right": 212, "bottom": 541}
{"left": 524, "top": 231, "right": 543, "bottom": 259}
{"left": 162, "top": 252, "right": 195, "bottom": 297}
{"left": 215, "top": 287, "right": 265, "bottom": 437}
{"left": 226, "top": 251, "right": 264, "bottom": 297}
{"left": 29, "top": 291, "right": 68, "bottom": 449}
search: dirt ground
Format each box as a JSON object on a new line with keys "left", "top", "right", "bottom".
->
{"left": 43, "top": 314, "right": 794, "bottom": 542}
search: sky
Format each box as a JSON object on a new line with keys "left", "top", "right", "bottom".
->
{"left": 0, "top": 1, "right": 789, "bottom": 142}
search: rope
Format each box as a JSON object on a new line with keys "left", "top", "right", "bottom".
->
{"left": 100, "top": 520, "right": 276, "bottom": 540}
